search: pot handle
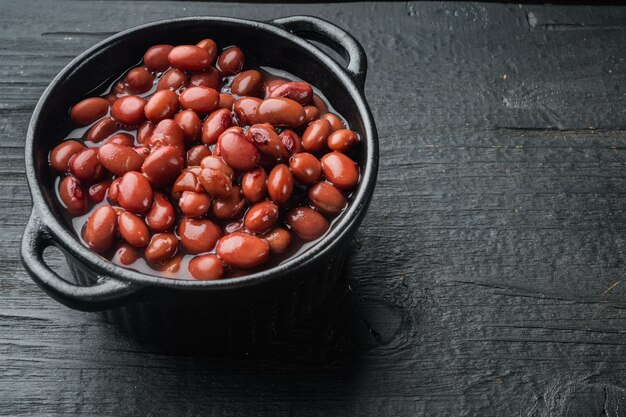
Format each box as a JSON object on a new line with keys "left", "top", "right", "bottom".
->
{"left": 21, "top": 212, "right": 138, "bottom": 311}
{"left": 271, "top": 15, "right": 367, "bottom": 90}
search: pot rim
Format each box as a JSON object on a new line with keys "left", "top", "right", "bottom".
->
{"left": 25, "top": 16, "right": 378, "bottom": 290}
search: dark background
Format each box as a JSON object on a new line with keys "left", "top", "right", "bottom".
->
{"left": 3, "top": 1, "right": 626, "bottom": 416}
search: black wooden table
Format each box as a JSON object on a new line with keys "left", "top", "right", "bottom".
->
{"left": 3, "top": 2, "right": 626, "bottom": 415}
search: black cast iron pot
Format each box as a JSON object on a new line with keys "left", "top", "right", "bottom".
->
{"left": 21, "top": 16, "right": 378, "bottom": 351}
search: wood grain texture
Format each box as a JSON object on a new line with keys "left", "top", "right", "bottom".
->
{"left": 2, "top": 1, "right": 626, "bottom": 416}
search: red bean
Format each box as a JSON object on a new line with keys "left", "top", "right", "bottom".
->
{"left": 264, "top": 227, "right": 291, "bottom": 254}
{"left": 233, "top": 97, "right": 262, "bottom": 125}
{"left": 286, "top": 207, "right": 329, "bottom": 241}
{"left": 177, "top": 217, "right": 221, "bottom": 254}
{"left": 179, "top": 86, "right": 219, "bottom": 114}
{"left": 216, "top": 46, "right": 244, "bottom": 76}
{"left": 216, "top": 232, "right": 269, "bottom": 269}
{"left": 174, "top": 109, "right": 201, "bottom": 143}
{"left": 198, "top": 168, "right": 232, "bottom": 198}
{"left": 327, "top": 129, "right": 359, "bottom": 152}
{"left": 144, "top": 44, "right": 174, "bottom": 72}
{"left": 263, "top": 79, "right": 287, "bottom": 98}
{"left": 58, "top": 176, "right": 88, "bottom": 215}
{"left": 146, "top": 192, "right": 175, "bottom": 232}
{"left": 145, "top": 232, "right": 178, "bottom": 264}
{"left": 148, "top": 119, "right": 185, "bottom": 156}
{"left": 70, "top": 97, "right": 110, "bottom": 126}
{"left": 118, "top": 171, "right": 153, "bottom": 213}
{"left": 303, "top": 105, "right": 320, "bottom": 124}
{"left": 189, "top": 254, "right": 223, "bottom": 280}
{"left": 50, "top": 140, "right": 85, "bottom": 173}
{"left": 321, "top": 113, "right": 344, "bottom": 132}
{"left": 202, "top": 108, "right": 232, "bottom": 145}
{"left": 186, "top": 145, "right": 211, "bottom": 166}
{"left": 245, "top": 200, "right": 279, "bottom": 234}
{"left": 241, "top": 167, "right": 267, "bottom": 203}
{"left": 302, "top": 118, "right": 332, "bottom": 152}
{"left": 145, "top": 90, "right": 179, "bottom": 123}
{"left": 168, "top": 45, "right": 211, "bottom": 71}
{"left": 268, "top": 81, "right": 313, "bottom": 104}
{"left": 137, "top": 121, "right": 155, "bottom": 144}
{"left": 84, "top": 117, "right": 117, "bottom": 143}
{"left": 308, "top": 182, "right": 346, "bottom": 215}
{"left": 118, "top": 211, "right": 150, "bottom": 247}
{"left": 105, "top": 133, "right": 134, "bottom": 147}
{"left": 161, "top": 255, "right": 183, "bottom": 274}
{"left": 217, "top": 130, "right": 259, "bottom": 171}
{"left": 108, "top": 178, "right": 121, "bottom": 204}
{"left": 189, "top": 67, "right": 220, "bottom": 89}
{"left": 88, "top": 179, "right": 112, "bottom": 203}
{"left": 231, "top": 70, "right": 263, "bottom": 97}
{"left": 257, "top": 98, "right": 305, "bottom": 127}
{"left": 125, "top": 67, "right": 153, "bottom": 93}
{"left": 178, "top": 191, "right": 211, "bottom": 217}
{"left": 212, "top": 186, "right": 247, "bottom": 220}
{"left": 218, "top": 93, "right": 235, "bottom": 110}
{"left": 98, "top": 143, "right": 144, "bottom": 176}
{"left": 133, "top": 146, "right": 151, "bottom": 159}
{"left": 68, "top": 148, "right": 105, "bottom": 182}
{"left": 267, "top": 164, "right": 293, "bottom": 204}
{"left": 112, "top": 243, "right": 140, "bottom": 266}
{"left": 247, "top": 123, "right": 289, "bottom": 160}
{"left": 172, "top": 170, "right": 203, "bottom": 199}
{"left": 157, "top": 68, "right": 188, "bottom": 91}
{"left": 83, "top": 205, "right": 117, "bottom": 253}
{"left": 312, "top": 95, "right": 329, "bottom": 114}
{"left": 320, "top": 152, "right": 359, "bottom": 190}
{"left": 141, "top": 145, "right": 184, "bottom": 188}
{"left": 279, "top": 130, "right": 303, "bottom": 155}
{"left": 196, "top": 39, "right": 218, "bottom": 63}
{"left": 289, "top": 152, "right": 321, "bottom": 184}
{"left": 200, "top": 156, "right": 235, "bottom": 181}
{"left": 111, "top": 96, "right": 147, "bottom": 126}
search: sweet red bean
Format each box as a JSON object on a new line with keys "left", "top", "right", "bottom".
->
{"left": 289, "top": 152, "right": 321, "bottom": 184}
{"left": 171, "top": 170, "right": 203, "bottom": 200}
{"left": 141, "top": 145, "right": 184, "bottom": 188}
{"left": 125, "top": 67, "right": 153, "bottom": 93}
{"left": 308, "top": 182, "right": 346, "bottom": 215}
{"left": 302, "top": 118, "right": 332, "bottom": 152}
{"left": 112, "top": 243, "right": 140, "bottom": 266}
{"left": 264, "top": 227, "right": 291, "bottom": 254}
{"left": 189, "top": 67, "right": 220, "bottom": 89}
{"left": 218, "top": 93, "right": 235, "bottom": 110}
{"left": 98, "top": 143, "right": 144, "bottom": 176}
{"left": 267, "top": 164, "right": 293, "bottom": 204}
{"left": 216, "top": 46, "right": 244, "bottom": 76}
{"left": 137, "top": 121, "right": 155, "bottom": 144}
{"left": 145, "top": 233, "right": 178, "bottom": 264}
{"left": 179, "top": 86, "right": 219, "bottom": 114}
{"left": 245, "top": 200, "right": 279, "bottom": 234}
{"left": 118, "top": 171, "right": 153, "bottom": 213}
{"left": 88, "top": 179, "right": 112, "bottom": 203}
{"left": 174, "top": 109, "right": 201, "bottom": 143}
{"left": 303, "top": 105, "right": 320, "bottom": 124}
{"left": 70, "top": 97, "right": 110, "bottom": 126}
{"left": 83, "top": 205, "right": 117, "bottom": 253}
{"left": 198, "top": 168, "right": 232, "bottom": 198}
{"left": 202, "top": 108, "right": 232, "bottom": 145}
{"left": 233, "top": 97, "right": 262, "bottom": 126}
{"left": 321, "top": 113, "right": 344, "bottom": 132}
{"left": 148, "top": 119, "right": 185, "bottom": 156}
{"left": 157, "top": 68, "right": 188, "bottom": 91}
{"left": 196, "top": 39, "right": 218, "bottom": 63}
{"left": 50, "top": 140, "right": 85, "bottom": 173}
{"left": 84, "top": 117, "right": 117, "bottom": 143}
{"left": 231, "top": 70, "right": 263, "bottom": 97}
{"left": 186, "top": 145, "right": 211, "bottom": 166}
{"left": 286, "top": 207, "right": 329, "bottom": 241}
{"left": 69, "top": 148, "right": 105, "bottom": 182}
{"left": 179, "top": 191, "right": 211, "bottom": 217}
{"left": 320, "top": 152, "right": 359, "bottom": 190}
{"left": 212, "top": 186, "right": 246, "bottom": 220}
{"left": 200, "top": 156, "right": 235, "bottom": 180}
{"left": 313, "top": 95, "right": 329, "bottom": 114}
{"left": 279, "top": 130, "right": 303, "bottom": 155}
{"left": 146, "top": 192, "right": 175, "bottom": 232}
{"left": 241, "top": 167, "right": 267, "bottom": 203}
{"left": 58, "top": 176, "right": 88, "bottom": 215}
{"left": 268, "top": 81, "right": 313, "bottom": 104}
{"left": 216, "top": 232, "right": 269, "bottom": 269}
{"left": 247, "top": 123, "right": 289, "bottom": 160}
{"left": 105, "top": 133, "right": 134, "bottom": 147}
{"left": 327, "top": 129, "right": 359, "bottom": 152}
{"left": 178, "top": 217, "right": 221, "bottom": 254}
{"left": 168, "top": 45, "right": 211, "bottom": 71}
{"left": 145, "top": 90, "right": 179, "bottom": 123}
{"left": 217, "top": 130, "right": 259, "bottom": 171}
{"left": 111, "top": 96, "right": 147, "bottom": 126}
{"left": 118, "top": 211, "right": 150, "bottom": 247}
{"left": 189, "top": 254, "right": 223, "bottom": 280}
{"left": 108, "top": 178, "right": 120, "bottom": 204}
{"left": 257, "top": 98, "right": 305, "bottom": 127}
{"left": 144, "top": 44, "right": 174, "bottom": 71}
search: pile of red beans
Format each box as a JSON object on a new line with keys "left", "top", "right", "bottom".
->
{"left": 50, "top": 39, "right": 361, "bottom": 280}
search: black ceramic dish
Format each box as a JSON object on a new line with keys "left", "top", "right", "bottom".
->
{"left": 21, "top": 16, "right": 378, "bottom": 350}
